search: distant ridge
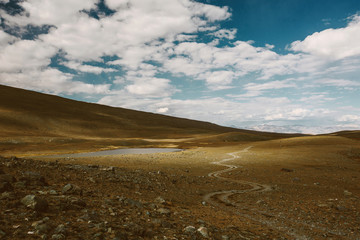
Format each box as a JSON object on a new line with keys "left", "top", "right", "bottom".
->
{"left": 0, "top": 84, "right": 302, "bottom": 140}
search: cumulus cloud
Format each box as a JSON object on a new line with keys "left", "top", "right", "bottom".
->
{"left": 157, "top": 107, "right": 169, "bottom": 114}
{"left": 1, "top": 0, "right": 360, "bottom": 133}
{"left": 210, "top": 28, "right": 237, "bottom": 39}
{"left": 0, "top": 68, "right": 110, "bottom": 94}
{"left": 338, "top": 115, "right": 360, "bottom": 122}
{"left": 0, "top": 38, "right": 57, "bottom": 72}
{"left": 198, "top": 70, "right": 237, "bottom": 90}
{"left": 290, "top": 15, "right": 360, "bottom": 60}
{"left": 0, "top": 30, "right": 16, "bottom": 45}
{"left": 61, "top": 61, "right": 117, "bottom": 74}
{"left": 1, "top": 0, "right": 98, "bottom": 26}
{"left": 125, "top": 77, "right": 177, "bottom": 98}
{"left": 0, "top": 0, "right": 233, "bottom": 96}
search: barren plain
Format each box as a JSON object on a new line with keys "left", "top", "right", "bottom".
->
{"left": 1, "top": 85, "right": 360, "bottom": 239}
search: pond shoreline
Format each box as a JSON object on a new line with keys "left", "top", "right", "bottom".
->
{"left": 39, "top": 148, "right": 183, "bottom": 158}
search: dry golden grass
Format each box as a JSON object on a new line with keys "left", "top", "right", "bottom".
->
{"left": 1, "top": 84, "right": 360, "bottom": 238}
{"left": 0, "top": 84, "right": 304, "bottom": 156}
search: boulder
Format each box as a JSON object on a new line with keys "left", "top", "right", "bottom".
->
{"left": 62, "top": 184, "right": 82, "bottom": 195}
{"left": 21, "top": 195, "right": 48, "bottom": 212}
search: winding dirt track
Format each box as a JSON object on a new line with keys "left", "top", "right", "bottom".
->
{"left": 203, "top": 146, "right": 310, "bottom": 239}
{"left": 204, "top": 146, "right": 272, "bottom": 207}
{"left": 203, "top": 146, "right": 356, "bottom": 240}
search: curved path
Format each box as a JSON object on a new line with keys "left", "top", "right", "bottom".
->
{"left": 203, "top": 147, "right": 309, "bottom": 239}
{"left": 204, "top": 146, "right": 272, "bottom": 207}
{"left": 203, "top": 146, "right": 353, "bottom": 240}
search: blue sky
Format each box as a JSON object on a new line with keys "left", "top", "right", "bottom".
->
{"left": 1, "top": 0, "right": 360, "bottom": 133}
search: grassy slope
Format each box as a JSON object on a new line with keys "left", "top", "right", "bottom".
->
{"left": 0, "top": 84, "right": 233, "bottom": 139}
{"left": 0, "top": 84, "right": 303, "bottom": 142}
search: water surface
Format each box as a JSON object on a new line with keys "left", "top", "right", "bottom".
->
{"left": 44, "top": 148, "right": 182, "bottom": 158}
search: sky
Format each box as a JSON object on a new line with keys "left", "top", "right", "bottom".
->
{"left": 0, "top": 0, "right": 360, "bottom": 134}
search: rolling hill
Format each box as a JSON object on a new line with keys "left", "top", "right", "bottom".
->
{"left": 0, "top": 84, "right": 303, "bottom": 139}
{"left": 0, "top": 84, "right": 306, "bottom": 156}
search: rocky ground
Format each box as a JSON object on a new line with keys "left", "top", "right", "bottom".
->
{"left": 0, "top": 155, "right": 284, "bottom": 240}
{"left": 1, "top": 136, "right": 360, "bottom": 240}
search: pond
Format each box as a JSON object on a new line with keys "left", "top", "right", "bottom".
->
{"left": 42, "top": 148, "right": 183, "bottom": 158}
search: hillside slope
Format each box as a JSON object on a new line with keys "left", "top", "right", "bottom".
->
{"left": 0, "top": 84, "right": 239, "bottom": 139}
{"left": 0, "top": 84, "right": 303, "bottom": 140}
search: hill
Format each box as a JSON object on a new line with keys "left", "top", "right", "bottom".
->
{"left": 0, "top": 84, "right": 302, "bottom": 156}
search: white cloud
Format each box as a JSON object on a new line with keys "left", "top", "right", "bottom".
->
{"left": 0, "top": 68, "right": 110, "bottom": 94}
{"left": 189, "top": 2, "right": 230, "bottom": 22}
{"left": 198, "top": 70, "right": 237, "bottom": 90}
{"left": 1, "top": 0, "right": 360, "bottom": 134}
{"left": 1, "top": 0, "right": 98, "bottom": 26}
{"left": 61, "top": 61, "right": 117, "bottom": 74}
{"left": 0, "top": 39, "right": 57, "bottom": 72}
{"left": 105, "top": 0, "right": 129, "bottom": 10}
{"left": 0, "top": 30, "right": 17, "bottom": 45}
{"left": 338, "top": 115, "right": 360, "bottom": 122}
{"left": 210, "top": 28, "right": 237, "bottom": 39}
{"left": 244, "top": 80, "right": 296, "bottom": 91}
{"left": 315, "top": 78, "right": 360, "bottom": 87}
{"left": 157, "top": 107, "right": 169, "bottom": 114}
{"left": 229, "top": 80, "right": 297, "bottom": 99}
{"left": 290, "top": 15, "right": 360, "bottom": 60}
{"left": 125, "top": 77, "right": 176, "bottom": 98}
{"left": 299, "top": 94, "right": 336, "bottom": 103}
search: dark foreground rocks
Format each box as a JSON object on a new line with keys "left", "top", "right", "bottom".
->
{"left": 0, "top": 156, "right": 255, "bottom": 240}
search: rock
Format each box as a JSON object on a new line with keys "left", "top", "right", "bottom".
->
{"left": 100, "top": 166, "right": 115, "bottom": 172}
{"left": 344, "top": 190, "right": 352, "bottom": 196}
{"left": 292, "top": 177, "right": 300, "bottom": 182}
{"left": 79, "top": 210, "right": 101, "bottom": 222}
{"left": 154, "top": 196, "right": 166, "bottom": 204}
{"left": 0, "top": 230, "right": 6, "bottom": 238}
{"left": 70, "top": 198, "right": 87, "bottom": 208}
{"left": 49, "top": 190, "right": 57, "bottom": 195}
{"left": 35, "top": 223, "right": 51, "bottom": 234}
{"left": 335, "top": 205, "right": 348, "bottom": 212}
{"left": 157, "top": 208, "right": 171, "bottom": 214}
{"left": 40, "top": 234, "right": 48, "bottom": 240}
{"left": 62, "top": 184, "right": 82, "bottom": 195}
{"left": 183, "top": 226, "right": 196, "bottom": 234}
{"left": 281, "top": 168, "right": 294, "bottom": 172}
{"left": 59, "top": 197, "right": 86, "bottom": 210}
{"left": 88, "top": 177, "right": 96, "bottom": 183}
{"left": 93, "top": 232, "right": 104, "bottom": 240}
{"left": 124, "top": 198, "right": 143, "bottom": 208}
{"left": 1, "top": 191, "right": 15, "bottom": 200}
{"left": 317, "top": 204, "right": 329, "bottom": 208}
{"left": 51, "top": 234, "right": 65, "bottom": 240}
{"left": 20, "top": 172, "right": 47, "bottom": 186}
{"left": 197, "top": 226, "right": 209, "bottom": 238}
{"left": 54, "top": 224, "right": 66, "bottom": 234}
{"left": 21, "top": 195, "right": 48, "bottom": 212}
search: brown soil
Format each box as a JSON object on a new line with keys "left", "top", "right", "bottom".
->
{"left": 1, "top": 135, "right": 359, "bottom": 240}
{"left": 1, "top": 85, "right": 360, "bottom": 239}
